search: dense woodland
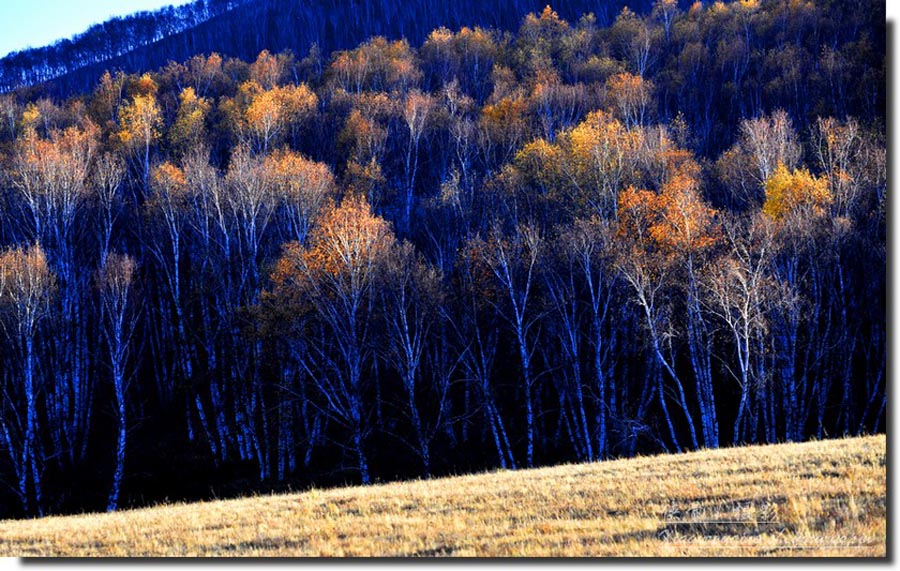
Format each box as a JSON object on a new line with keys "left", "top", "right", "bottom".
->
{"left": 0, "top": 0, "right": 886, "bottom": 518}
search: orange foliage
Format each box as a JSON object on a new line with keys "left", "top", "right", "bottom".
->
{"left": 648, "top": 169, "right": 719, "bottom": 253}
{"left": 306, "top": 194, "right": 393, "bottom": 278}
{"left": 272, "top": 195, "right": 397, "bottom": 305}
{"left": 618, "top": 161, "right": 718, "bottom": 259}
{"left": 12, "top": 121, "right": 99, "bottom": 209}
{"left": 339, "top": 92, "right": 396, "bottom": 165}
{"left": 0, "top": 244, "right": 56, "bottom": 329}
{"left": 148, "top": 162, "right": 190, "bottom": 218}
{"left": 152, "top": 162, "right": 187, "bottom": 191}
{"left": 481, "top": 97, "right": 527, "bottom": 130}
{"left": 129, "top": 73, "right": 159, "bottom": 97}
{"left": 249, "top": 50, "right": 290, "bottom": 90}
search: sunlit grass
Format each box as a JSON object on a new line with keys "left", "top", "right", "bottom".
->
{"left": 0, "top": 434, "right": 884, "bottom": 557}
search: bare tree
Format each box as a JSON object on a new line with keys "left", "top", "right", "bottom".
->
{"left": 401, "top": 90, "right": 436, "bottom": 233}
{"left": 704, "top": 216, "right": 781, "bottom": 443}
{"left": 381, "top": 242, "right": 443, "bottom": 476}
{"left": 98, "top": 253, "right": 140, "bottom": 511}
{"left": 482, "top": 224, "right": 543, "bottom": 467}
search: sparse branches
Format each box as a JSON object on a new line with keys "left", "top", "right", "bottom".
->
{"left": 98, "top": 253, "right": 139, "bottom": 511}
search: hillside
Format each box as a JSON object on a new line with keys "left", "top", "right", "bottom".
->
{"left": 0, "top": 0, "right": 654, "bottom": 96}
{"left": 0, "top": 435, "right": 885, "bottom": 557}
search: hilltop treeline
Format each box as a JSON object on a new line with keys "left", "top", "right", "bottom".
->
{"left": 0, "top": 0, "right": 885, "bottom": 518}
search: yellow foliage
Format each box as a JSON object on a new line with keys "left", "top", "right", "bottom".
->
{"left": 762, "top": 163, "right": 832, "bottom": 222}
{"left": 234, "top": 82, "right": 318, "bottom": 152}
{"left": 117, "top": 93, "right": 161, "bottom": 149}
{"left": 20, "top": 103, "right": 41, "bottom": 133}
{"left": 169, "top": 87, "right": 211, "bottom": 152}
{"left": 514, "top": 138, "right": 562, "bottom": 188}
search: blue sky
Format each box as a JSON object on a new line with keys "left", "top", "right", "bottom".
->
{"left": 0, "top": 0, "right": 191, "bottom": 58}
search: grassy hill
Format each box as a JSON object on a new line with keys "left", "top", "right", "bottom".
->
{"left": 0, "top": 435, "right": 885, "bottom": 557}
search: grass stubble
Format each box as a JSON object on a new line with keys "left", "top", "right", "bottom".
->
{"left": 0, "top": 434, "right": 885, "bottom": 557}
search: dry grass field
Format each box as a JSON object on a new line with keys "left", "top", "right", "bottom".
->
{"left": 0, "top": 434, "right": 885, "bottom": 557}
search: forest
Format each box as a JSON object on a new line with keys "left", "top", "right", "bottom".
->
{"left": 0, "top": 0, "right": 886, "bottom": 518}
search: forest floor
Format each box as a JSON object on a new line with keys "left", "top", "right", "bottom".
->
{"left": 0, "top": 434, "right": 885, "bottom": 557}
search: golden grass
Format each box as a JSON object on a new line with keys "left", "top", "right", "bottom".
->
{"left": 0, "top": 434, "right": 885, "bottom": 557}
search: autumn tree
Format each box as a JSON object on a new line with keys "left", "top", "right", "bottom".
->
{"left": 761, "top": 163, "right": 832, "bottom": 223}
{"left": 272, "top": 194, "right": 397, "bottom": 484}
{"left": 716, "top": 110, "right": 801, "bottom": 209}
{"left": 761, "top": 162, "right": 834, "bottom": 441}
{"left": 556, "top": 110, "right": 644, "bottom": 218}
{"left": 651, "top": 0, "right": 680, "bottom": 41}
{"left": 646, "top": 159, "right": 720, "bottom": 447}
{"left": 478, "top": 95, "right": 529, "bottom": 172}
{"left": 0, "top": 245, "right": 56, "bottom": 515}
{"left": 184, "top": 53, "right": 227, "bottom": 98}
{"left": 453, "top": 238, "right": 516, "bottom": 469}
{"left": 266, "top": 149, "right": 337, "bottom": 244}
{"left": 327, "top": 37, "right": 421, "bottom": 95}
{"left": 0, "top": 0, "right": 886, "bottom": 515}
{"left": 543, "top": 217, "right": 619, "bottom": 460}
{"left": 224, "top": 145, "right": 277, "bottom": 294}
{"left": 88, "top": 71, "right": 126, "bottom": 127}
{"left": 91, "top": 152, "right": 127, "bottom": 265}
{"left": 169, "top": 87, "right": 211, "bottom": 157}
{"left": 609, "top": 6, "right": 660, "bottom": 76}
{"left": 811, "top": 116, "right": 871, "bottom": 219}
{"left": 0, "top": 94, "right": 19, "bottom": 141}
{"left": 9, "top": 119, "right": 99, "bottom": 466}
{"left": 249, "top": 50, "right": 290, "bottom": 90}
{"left": 338, "top": 92, "right": 396, "bottom": 206}
{"left": 616, "top": 180, "right": 708, "bottom": 452}
{"left": 243, "top": 82, "right": 317, "bottom": 154}
{"left": 605, "top": 72, "right": 654, "bottom": 129}
{"left": 117, "top": 75, "right": 162, "bottom": 191}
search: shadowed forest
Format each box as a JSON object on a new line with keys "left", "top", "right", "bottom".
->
{"left": 0, "top": 0, "right": 886, "bottom": 518}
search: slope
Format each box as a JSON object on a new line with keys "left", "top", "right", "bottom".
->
{"left": 0, "top": 434, "right": 885, "bottom": 557}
